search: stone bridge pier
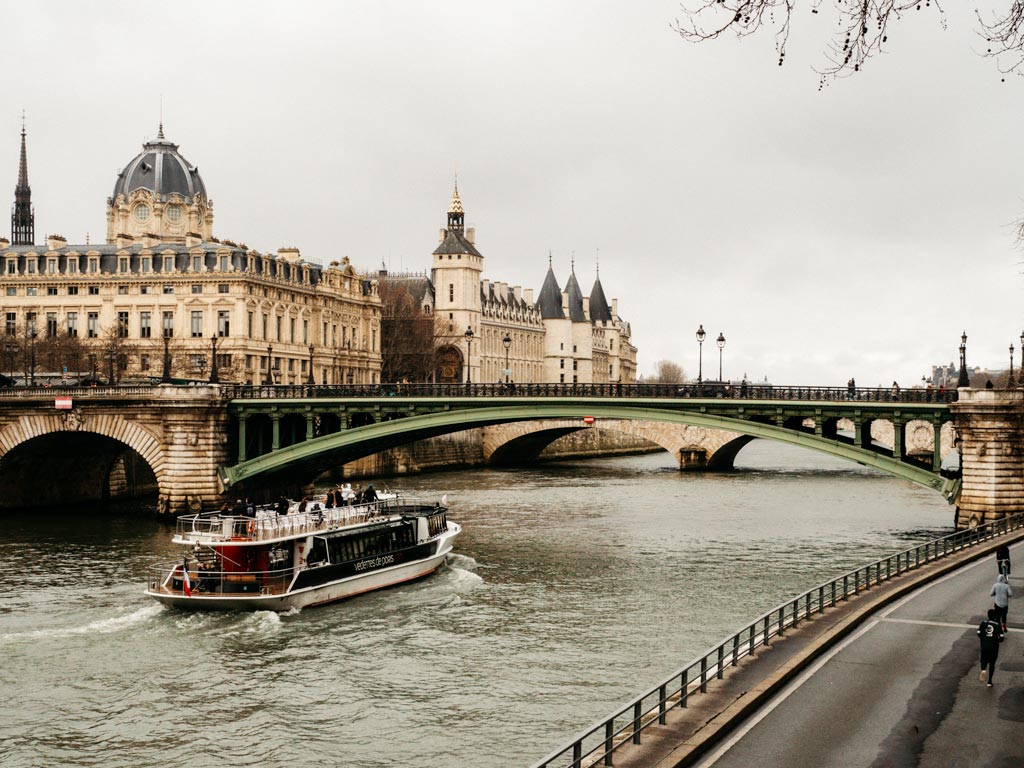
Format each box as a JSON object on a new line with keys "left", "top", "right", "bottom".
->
{"left": 950, "top": 388, "right": 1024, "bottom": 527}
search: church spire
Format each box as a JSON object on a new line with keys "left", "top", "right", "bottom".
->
{"left": 12, "top": 115, "right": 34, "bottom": 246}
{"left": 447, "top": 178, "right": 464, "bottom": 234}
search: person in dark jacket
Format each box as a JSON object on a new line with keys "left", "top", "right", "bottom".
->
{"left": 978, "top": 608, "right": 1005, "bottom": 686}
{"left": 996, "top": 543, "right": 1011, "bottom": 576}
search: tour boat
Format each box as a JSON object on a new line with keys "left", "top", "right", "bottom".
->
{"left": 145, "top": 494, "right": 460, "bottom": 611}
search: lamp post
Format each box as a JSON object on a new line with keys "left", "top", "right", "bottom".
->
{"left": 464, "top": 326, "right": 474, "bottom": 385}
{"left": 196, "top": 355, "right": 206, "bottom": 382}
{"left": 266, "top": 343, "right": 274, "bottom": 386}
{"left": 716, "top": 332, "right": 726, "bottom": 381}
{"left": 90, "top": 353, "right": 97, "bottom": 384}
{"left": 209, "top": 335, "right": 219, "bottom": 384}
{"left": 307, "top": 343, "right": 315, "bottom": 385}
{"left": 957, "top": 330, "right": 969, "bottom": 388}
{"left": 28, "top": 322, "right": 37, "bottom": 386}
{"left": 1010, "top": 344, "right": 1016, "bottom": 387}
{"left": 161, "top": 331, "right": 171, "bottom": 384}
{"left": 502, "top": 333, "right": 511, "bottom": 384}
{"left": 695, "top": 324, "right": 706, "bottom": 384}
{"left": 105, "top": 348, "right": 116, "bottom": 386}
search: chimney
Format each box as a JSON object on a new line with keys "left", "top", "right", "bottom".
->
{"left": 116, "top": 233, "right": 134, "bottom": 248}
{"left": 524, "top": 288, "right": 534, "bottom": 305}
{"left": 439, "top": 228, "right": 447, "bottom": 244}
{"left": 466, "top": 227, "right": 475, "bottom": 244}
{"left": 278, "top": 247, "right": 301, "bottom": 263}
{"left": 583, "top": 296, "right": 590, "bottom": 321}
{"left": 47, "top": 234, "right": 67, "bottom": 250}
{"left": 0, "top": 237, "right": 9, "bottom": 250}
{"left": 612, "top": 298, "right": 618, "bottom": 316}
{"left": 481, "top": 279, "right": 490, "bottom": 299}
{"left": 513, "top": 285, "right": 522, "bottom": 301}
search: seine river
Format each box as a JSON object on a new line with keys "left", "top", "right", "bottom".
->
{"left": 0, "top": 442, "right": 954, "bottom": 767}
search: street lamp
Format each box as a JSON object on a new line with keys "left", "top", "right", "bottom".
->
{"left": 307, "top": 343, "right": 315, "bottom": 385}
{"left": 90, "top": 353, "right": 97, "bottom": 384}
{"left": 161, "top": 329, "right": 171, "bottom": 384}
{"left": 716, "top": 332, "right": 726, "bottom": 381}
{"left": 957, "top": 330, "right": 969, "bottom": 388}
{"left": 266, "top": 343, "right": 274, "bottom": 386}
{"left": 502, "top": 333, "right": 511, "bottom": 384}
{"left": 105, "top": 348, "right": 116, "bottom": 386}
{"left": 1010, "top": 344, "right": 1016, "bottom": 387}
{"left": 28, "top": 322, "right": 37, "bottom": 386}
{"left": 209, "top": 335, "right": 219, "bottom": 384}
{"left": 695, "top": 324, "right": 706, "bottom": 384}
{"left": 464, "top": 326, "right": 474, "bottom": 385}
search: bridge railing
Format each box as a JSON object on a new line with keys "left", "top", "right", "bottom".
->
{"left": 221, "top": 382, "right": 958, "bottom": 403}
{"left": 529, "top": 512, "right": 1024, "bottom": 768}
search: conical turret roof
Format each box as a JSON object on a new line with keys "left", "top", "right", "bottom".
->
{"left": 537, "top": 264, "right": 565, "bottom": 319}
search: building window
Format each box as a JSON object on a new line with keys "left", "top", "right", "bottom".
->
{"left": 140, "top": 285, "right": 152, "bottom": 295}
{"left": 217, "top": 311, "right": 230, "bottom": 337}
{"left": 141, "top": 256, "right": 151, "bottom": 273}
{"left": 67, "top": 312, "right": 77, "bottom": 338}
{"left": 140, "top": 355, "right": 150, "bottom": 372}
{"left": 218, "top": 283, "right": 229, "bottom": 293}
{"left": 47, "top": 287, "right": 57, "bottom": 296}
{"left": 191, "top": 284, "right": 202, "bottom": 294}
{"left": 289, "top": 317, "right": 295, "bottom": 344}
{"left": 261, "top": 314, "right": 268, "bottom": 339}
{"left": 4, "top": 287, "right": 14, "bottom": 296}
{"left": 46, "top": 313, "right": 57, "bottom": 338}
{"left": 117, "top": 311, "right": 128, "bottom": 338}
{"left": 560, "top": 359, "right": 565, "bottom": 369}
{"left": 162, "top": 311, "right": 174, "bottom": 338}
{"left": 219, "top": 255, "right": 228, "bottom": 271}
{"left": 133, "top": 203, "right": 151, "bottom": 222}
{"left": 192, "top": 255, "right": 202, "bottom": 272}
{"left": 191, "top": 311, "right": 203, "bottom": 338}
{"left": 6, "top": 260, "right": 15, "bottom": 275}
{"left": 573, "top": 360, "right": 578, "bottom": 371}
{"left": 26, "top": 259, "right": 36, "bottom": 274}
{"left": 88, "top": 258, "right": 99, "bottom": 274}
{"left": 26, "top": 287, "right": 37, "bottom": 296}
{"left": 87, "top": 312, "right": 98, "bottom": 339}
{"left": 163, "top": 256, "right": 174, "bottom": 272}
{"left": 5, "top": 312, "right": 16, "bottom": 335}
{"left": 560, "top": 373, "right": 565, "bottom": 383}
{"left": 166, "top": 205, "right": 182, "bottom": 222}
{"left": 67, "top": 286, "right": 78, "bottom": 296}
{"left": 303, "top": 319, "right": 308, "bottom": 344}
{"left": 162, "top": 285, "right": 173, "bottom": 294}
{"left": 118, "top": 257, "right": 129, "bottom": 273}
{"left": 88, "top": 286, "right": 99, "bottom": 295}
{"left": 46, "top": 258, "right": 57, "bottom": 274}
{"left": 140, "top": 312, "right": 151, "bottom": 339}
{"left": 449, "top": 284, "right": 454, "bottom": 302}
{"left": 66, "top": 258, "right": 78, "bottom": 274}
{"left": 118, "top": 286, "right": 129, "bottom": 295}
{"left": 276, "top": 316, "right": 283, "bottom": 342}
{"left": 247, "top": 312, "right": 253, "bottom": 337}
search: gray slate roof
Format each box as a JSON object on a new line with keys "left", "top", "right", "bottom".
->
{"left": 432, "top": 230, "right": 482, "bottom": 258}
{"left": 111, "top": 136, "right": 207, "bottom": 203}
{"left": 588, "top": 276, "right": 612, "bottom": 323}
{"left": 564, "top": 271, "right": 586, "bottom": 322}
{"left": 537, "top": 266, "right": 564, "bottom": 319}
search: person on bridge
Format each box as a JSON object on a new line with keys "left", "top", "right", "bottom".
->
{"left": 995, "top": 543, "right": 1011, "bottom": 577}
{"left": 991, "top": 573, "right": 1012, "bottom": 632}
{"left": 977, "top": 608, "right": 1004, "bottom": 686}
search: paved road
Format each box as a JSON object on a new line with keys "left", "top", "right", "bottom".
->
{"left": 692, "top": 542, "right": 1023, "bottom": 768}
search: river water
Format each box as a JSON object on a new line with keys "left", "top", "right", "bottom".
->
{"left": 0, "top": 442, "right": 954, "bottom": 767}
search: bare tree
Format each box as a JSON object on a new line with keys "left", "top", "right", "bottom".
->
{"left": 673, "top": 2, "right": 1024, "bottom": 80}
{"left": 648, "top": 359, "right": 686, "bottom": 384}
{"left": 378, "top": 279, "right": 439, "bottom": 382}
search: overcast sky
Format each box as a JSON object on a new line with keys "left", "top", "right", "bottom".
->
{"left": 5, "top": 1, "right": 1023, "bottom": 386}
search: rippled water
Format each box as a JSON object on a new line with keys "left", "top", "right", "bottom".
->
{"left": 0, "top": 443, "right": 952, "bottom": 767}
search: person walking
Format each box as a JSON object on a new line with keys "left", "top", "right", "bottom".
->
{"left": 995, "top": 542, "right": 1011, "bottom": 577}
{"left": 977, "top": 608, "right": 1005, "bottom": 686}
{"left": 991, "top": 573, "right": 1012, "bottom": 632}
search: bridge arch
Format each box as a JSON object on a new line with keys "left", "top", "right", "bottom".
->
{"left": 0, "top": 411, "right": 166, "bottom": 507}
{"left": 223, "top": 403, "right": 950, "bottom": 497}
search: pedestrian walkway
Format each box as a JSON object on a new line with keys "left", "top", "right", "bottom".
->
{"left": 604, "top": 535, "right": 1024, "bottom": 768}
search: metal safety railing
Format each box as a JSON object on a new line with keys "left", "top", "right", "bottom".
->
{"left": 222, "top": 382, "right": 958, "bottom": 403}
{"left": 530, "top": 512, "right": 1024, "bottom": 768}
{"left": 147, "top": 562, "right": 296, "bottom": 597}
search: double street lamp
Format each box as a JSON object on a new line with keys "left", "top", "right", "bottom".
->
{"left": 464, "top": 326, "right": 474, "bottom": 385}
{"left": 307, "top": 343, "right": 315, "bottom": 385}
{"left": 957, "top": 330, "right": 969, "bottom": 388}
{"left": 266, "top": 343, "right": 274, "bottom": 386}
{"left": 695, "top": 324, "right": 706, "bottom": 384}
{"left": 209, "top": 335, "right": 220, "bottom": 384}
{"left": 716, "top": 332, "right": 726, "bottom": 381}
{"left": 502, "top": 333, "right": 511, "bottom": 384}
{"left": 161, "top": 331, "right": 172, "bottom": 384}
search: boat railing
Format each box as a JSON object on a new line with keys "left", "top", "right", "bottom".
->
{"left": 176, "top": 496, "right": 424, "bottom": 543}
{"left": 147, "top": 563, "right": 296, "bottom": 597}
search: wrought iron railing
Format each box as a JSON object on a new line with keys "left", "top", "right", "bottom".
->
{"left": 529, "top": 513, "right": 1024, "bottom": 768}
{"left": 221, "top": 382, "right": 958, "bottom": 404}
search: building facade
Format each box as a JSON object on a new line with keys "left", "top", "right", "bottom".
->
{"left": 1, "top": 125, "right": 382, "bottom": 386}
{"left": 381, "top": 185, "right": 637, "bottom": 384}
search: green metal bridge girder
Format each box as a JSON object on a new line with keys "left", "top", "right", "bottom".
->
{"left": 222, "top": 400, "right": 951, "bottom": 495}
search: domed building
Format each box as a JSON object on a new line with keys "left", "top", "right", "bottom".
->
{"left": 106, "top": 125, "right": 212, "bottom": 244}
{"left": 1, "top": 124, "right": 382, "bottom": 388}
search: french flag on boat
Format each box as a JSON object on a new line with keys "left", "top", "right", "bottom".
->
{"left": 181, "top": 558, "right": 192, "bottom": 597}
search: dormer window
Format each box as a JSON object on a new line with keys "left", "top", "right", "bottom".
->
{"left": 6, "top": 260, "right": 15, "bottom": 275}
{"left": 26, "top": 258, "right": 37, "bottom": 274}
{"left": 192, "top": 255, "right": 202, "bottom": 272}
{"left": 67, "top": 257, "right": 78, "bottom": 275}
{"left": 118, "top": 257, "right": 129, "bottom": 273}
{"left": 141, "top": 256, "right": 151, "bottom": 273}
{"left": 46, "top": 258, "right": 57, "bottom": 274}
{"left": 88, "top": 258, "right": 99, "bottom": 274}
{"left": 163, "top": 255, "right": 174, "bottom": 272}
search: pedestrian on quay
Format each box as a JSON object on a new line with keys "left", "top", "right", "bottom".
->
{"left": 978, "top": 608, "right": 1004, "bottom": 686}
{"left": 996, "top": 542, "right": 1011, "bottom": 577}
{"left": 991, "top": 573, "right": 1012, "bottom": 632}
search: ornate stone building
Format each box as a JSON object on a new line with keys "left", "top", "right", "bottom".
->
{"left": 1, "top": 124, "right": 382, "bottom": 386}
{"left": 382, "top": 184, "right": 637, "bottom": 384}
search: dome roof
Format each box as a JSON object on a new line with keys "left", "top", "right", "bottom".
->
{"left": 111, "top": 127, "right": 207, "bottom": 203}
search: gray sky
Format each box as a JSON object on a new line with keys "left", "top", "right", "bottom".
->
{"left": 5, "top": 1, "right": 1023, "bottom": 386}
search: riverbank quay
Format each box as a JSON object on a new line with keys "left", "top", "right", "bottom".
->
{"left": 530, "top": 515, "right": 1024, "bottom": 768}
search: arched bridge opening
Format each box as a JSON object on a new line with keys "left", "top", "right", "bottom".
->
{"left": 0, "top": 432, "right": 158, "bottom": 509}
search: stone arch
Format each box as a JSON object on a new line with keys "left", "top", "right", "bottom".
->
{"left": 0, "top": 410, "right": 167, "bottom": 506}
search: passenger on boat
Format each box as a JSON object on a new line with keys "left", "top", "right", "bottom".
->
{"left": 244, "top": 498, "right": 256, "bottom": 517}
{"left": 342, "top": 482, "right": 354, "bottom": 505}
{"left": 232, "top": 498, "right": 246, "bottom": 516}
{"left": 325, "top": 488, "right": 337, "bottom": 508}
{"left": 275, "top": 496, "right": 289, "bottom": 516}
{"left": 363, "top": 484, "right": 378, "bottom": 504}
{"left": 298, "top": 497, "right": 309, "bottom": 513}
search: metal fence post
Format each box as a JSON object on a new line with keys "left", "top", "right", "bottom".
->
{"left": 633, "top": 701, "right": 642, "bottom": 744}
{"left": 680, "top": 669, "right": 689, "bottom": 708}
{"left": 700, "top": 657, "right": 708, "bottom": 693}
{"left": 659, "top": 684, "right": 667, "bottom": 725}
{"left": 604, "top": 721, "right": 614, "bottom": 766}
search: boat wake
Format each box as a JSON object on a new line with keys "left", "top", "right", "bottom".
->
{"left": 0, "top": 604, "right": 163, "bottom": 646}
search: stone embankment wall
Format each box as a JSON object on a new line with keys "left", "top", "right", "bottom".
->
{"left": 336, "top": 427, "right": 659, "bottom": 479}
